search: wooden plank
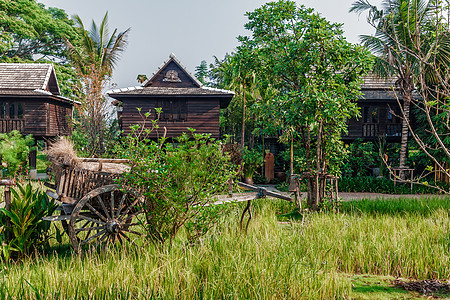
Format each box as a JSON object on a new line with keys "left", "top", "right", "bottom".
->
{"left": 205, "top": 194, "right": 256, "bottom": 206}
{"left": 56, "top": 171, "right": 66, "bottom": 196}
{"left": 42, "top": 215, "right": 71, "bottom": 222}
{"left": 237, "top": 182, "right": 293, "bottom": 202}
{"left": 46, "top": 189, "right": 59, "bottom": 200}
{"left": 77, "top": 158, "right": 129, "bottom": 164}
{"left": 60, "top": 195, "right": 77, "bottom": 204}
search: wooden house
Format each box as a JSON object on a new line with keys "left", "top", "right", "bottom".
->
{"left": 0, "top": 63, "right": 76, "bottom": 139}
{"left": 343, "top": 76, "right": 405, "bottom": 142}
{"left": 108, "top": 53, "right": 234, "bottom": 139}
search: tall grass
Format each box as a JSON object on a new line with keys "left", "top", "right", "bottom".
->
{"left": 340, "top": 196, "right": 450, "bottom": 216}
{"left": 0, "top": 197, "right": 448, "bottom": 299}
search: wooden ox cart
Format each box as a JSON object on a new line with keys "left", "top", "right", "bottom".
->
{"left": 43, "top": 156, "right": 293, "bottom": 251}
{"left": 43, "top": 158, "right": 143, "bottom": 252}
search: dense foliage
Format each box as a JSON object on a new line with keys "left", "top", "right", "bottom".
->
{"left": 242, "top": 147, "right": 264, "bottom": 178}
{"left": 0, "top": 131, "right": 34, "bottom": 177}
{"left": 117, "top": 116, "right": 236, "bottom": 244}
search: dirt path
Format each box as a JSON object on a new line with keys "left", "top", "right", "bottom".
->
{"left": 256, "top": 184, "right": 448, "bottom": 201}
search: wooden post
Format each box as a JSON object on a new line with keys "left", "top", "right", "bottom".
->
{"left": 4, "top": 185, "right": 11, "bottom": 241}
{"left": 29, "top": 147, "right": 37, "bottom": 170}
{"left": 29, "top": 143, "right": 37, "bottom": 179}
{"left": 228, "top": 177, "right": 233, "bottom": 197}
{"left": 264, "top": 152, "right": 274, "bottom": 183}
{"left": 290, "top": 138, "right": 294, "bottom": 178}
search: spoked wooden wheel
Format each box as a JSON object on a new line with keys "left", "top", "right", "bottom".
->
{"left": 68, "top": 184, "right": 143, "bottom": 252}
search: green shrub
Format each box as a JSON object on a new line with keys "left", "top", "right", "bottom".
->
{"left": 342, "top": 139, "right": 377, "bottom": 176}
{"left": 242, "top": 147, "right": 264, "bottom": 178}
{"left": 0, "top": 131, "right": 34, "bottom": 177}
{"left": 0, "top": 183, "right": 57, "bottom": 260}
{"left": 117, "top": 121, "right": 236, "bottom": 245}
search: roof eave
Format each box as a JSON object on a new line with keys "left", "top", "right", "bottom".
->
{"left": 108, "top": 93, "right": 234, "bottom": 98}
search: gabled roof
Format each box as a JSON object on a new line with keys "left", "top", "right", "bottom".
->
{"left": 142, "top": 53, "right": 203, "bottom": 88}
{"left": 107, "top": 53, "right": 234, "bottom": 109}
{"left": 0, "top": 63, "right": 61, "bottom": 95}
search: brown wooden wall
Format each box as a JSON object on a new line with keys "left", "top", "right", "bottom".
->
{"left": 47, "top": 100, "right": 72, "bottom": 136}
{"left": 23, "top": 100, "right": 48, "bottom": 136}
{"left": 120, "top": 97, "right": 220, "bottom": 138}
{"left": 0, "top": 98, "right": 72, "bottom": 138}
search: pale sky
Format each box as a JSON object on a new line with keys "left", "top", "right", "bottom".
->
{"left": 38, "top": 0, "right": 382, "bottom": 89}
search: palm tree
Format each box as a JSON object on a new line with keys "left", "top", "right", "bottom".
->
{"left": 69, "top": 12, "right": 130, "bottom": 79}
{"left": 350, "top": 0, "right": 437, "bottom": 174}
{"left": 66, "top": 12, "right": 130, "bottom": 155}
{"left": 136, "top": 74, "right": 147, "bottom": 84}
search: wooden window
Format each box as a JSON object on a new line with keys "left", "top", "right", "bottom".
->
{"left": 9, "top": 103, "right": 14, "bottom": 119}
{"left": 363, "top": 106, "right": 379, "bottom": 123}
{"left": 364, "top": 106, "right": 370, "bottom": 123}
{"left": 158, "top": 99, "right": 186, "bottom": 121}
{"left": 371, "top": 107, "right": 378, "bottom": 123}
{"left": 17, "top": 103, "right": 24, "bottom": 119}
{"left": 0, "top": 102, "right": 5, "bottom": 119}
{"left": 0, "top": 102, "right": 25, "bottom": 119}
{"left": 387, "top": 107, "right": 400, "bottom": 124}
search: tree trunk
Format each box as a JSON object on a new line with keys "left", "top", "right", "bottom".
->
{"left": 241, "top": 88, "right": 246, "bottom": 148}
{"left": 313, "top": 120, "right": 323, "bottom": 211}
{"left": 290, "top": 137, "right": 294, "bottom": 177}
{"left": 399, "top": 92, "right": 412, "bottom": 177}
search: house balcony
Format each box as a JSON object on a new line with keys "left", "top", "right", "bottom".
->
{"left": 386, "top": 124, "right": 402, "bottom": 137}
{"left": 0, "top": 119, "right": 25, "bottom": 133}
{"left": 362, "top": 123, "right": 379, "bottom": 137}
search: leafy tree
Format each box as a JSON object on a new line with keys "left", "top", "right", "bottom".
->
{"left": 66, "top": 12, "right": 130, "bottom": 156}
{"left": 0, "top": 0, "right": 82, "bottom": 99}
{"left": 241, "top": 0, "right": 373, "bottom": 209}
{"left": 194, "top": 60, "right": 208, "bottom": 85}
{"left": 0, "top": 1, "right": 78, "bottom": 61}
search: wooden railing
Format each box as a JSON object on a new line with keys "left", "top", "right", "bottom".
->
{"left": 362, "top": 123, "right": 379, "bottom": 137}
{"left": 386, "top": 124, "right": 402, "bottom": 137}
{"left": 0, "top": 119, "right": 25, "bottom": 133}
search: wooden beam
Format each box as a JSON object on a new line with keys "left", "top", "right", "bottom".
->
{"left": 77, "top": 158, "right": 129, "bottom": 164}
{"left": 237, "top": 182, "right": 293, "bottom": 202}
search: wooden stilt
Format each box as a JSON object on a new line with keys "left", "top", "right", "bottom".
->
{"left": 240, "top": 200, "right": 252, "bottom": 232}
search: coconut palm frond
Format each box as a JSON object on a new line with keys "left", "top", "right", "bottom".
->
{"left": 360, "top": 34, "right": 387, "bottom": 56}
{"left": 349, "top": 0, "right": 378, "bottom": 15}
{"left": 104, "top": 27, "right": 130, "bottom": 70}
{"left": 67, "top": 12, "right": 129, "bottom": 78}
{"left": 98, "top": 12, "right": 110, "bottom": 53}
